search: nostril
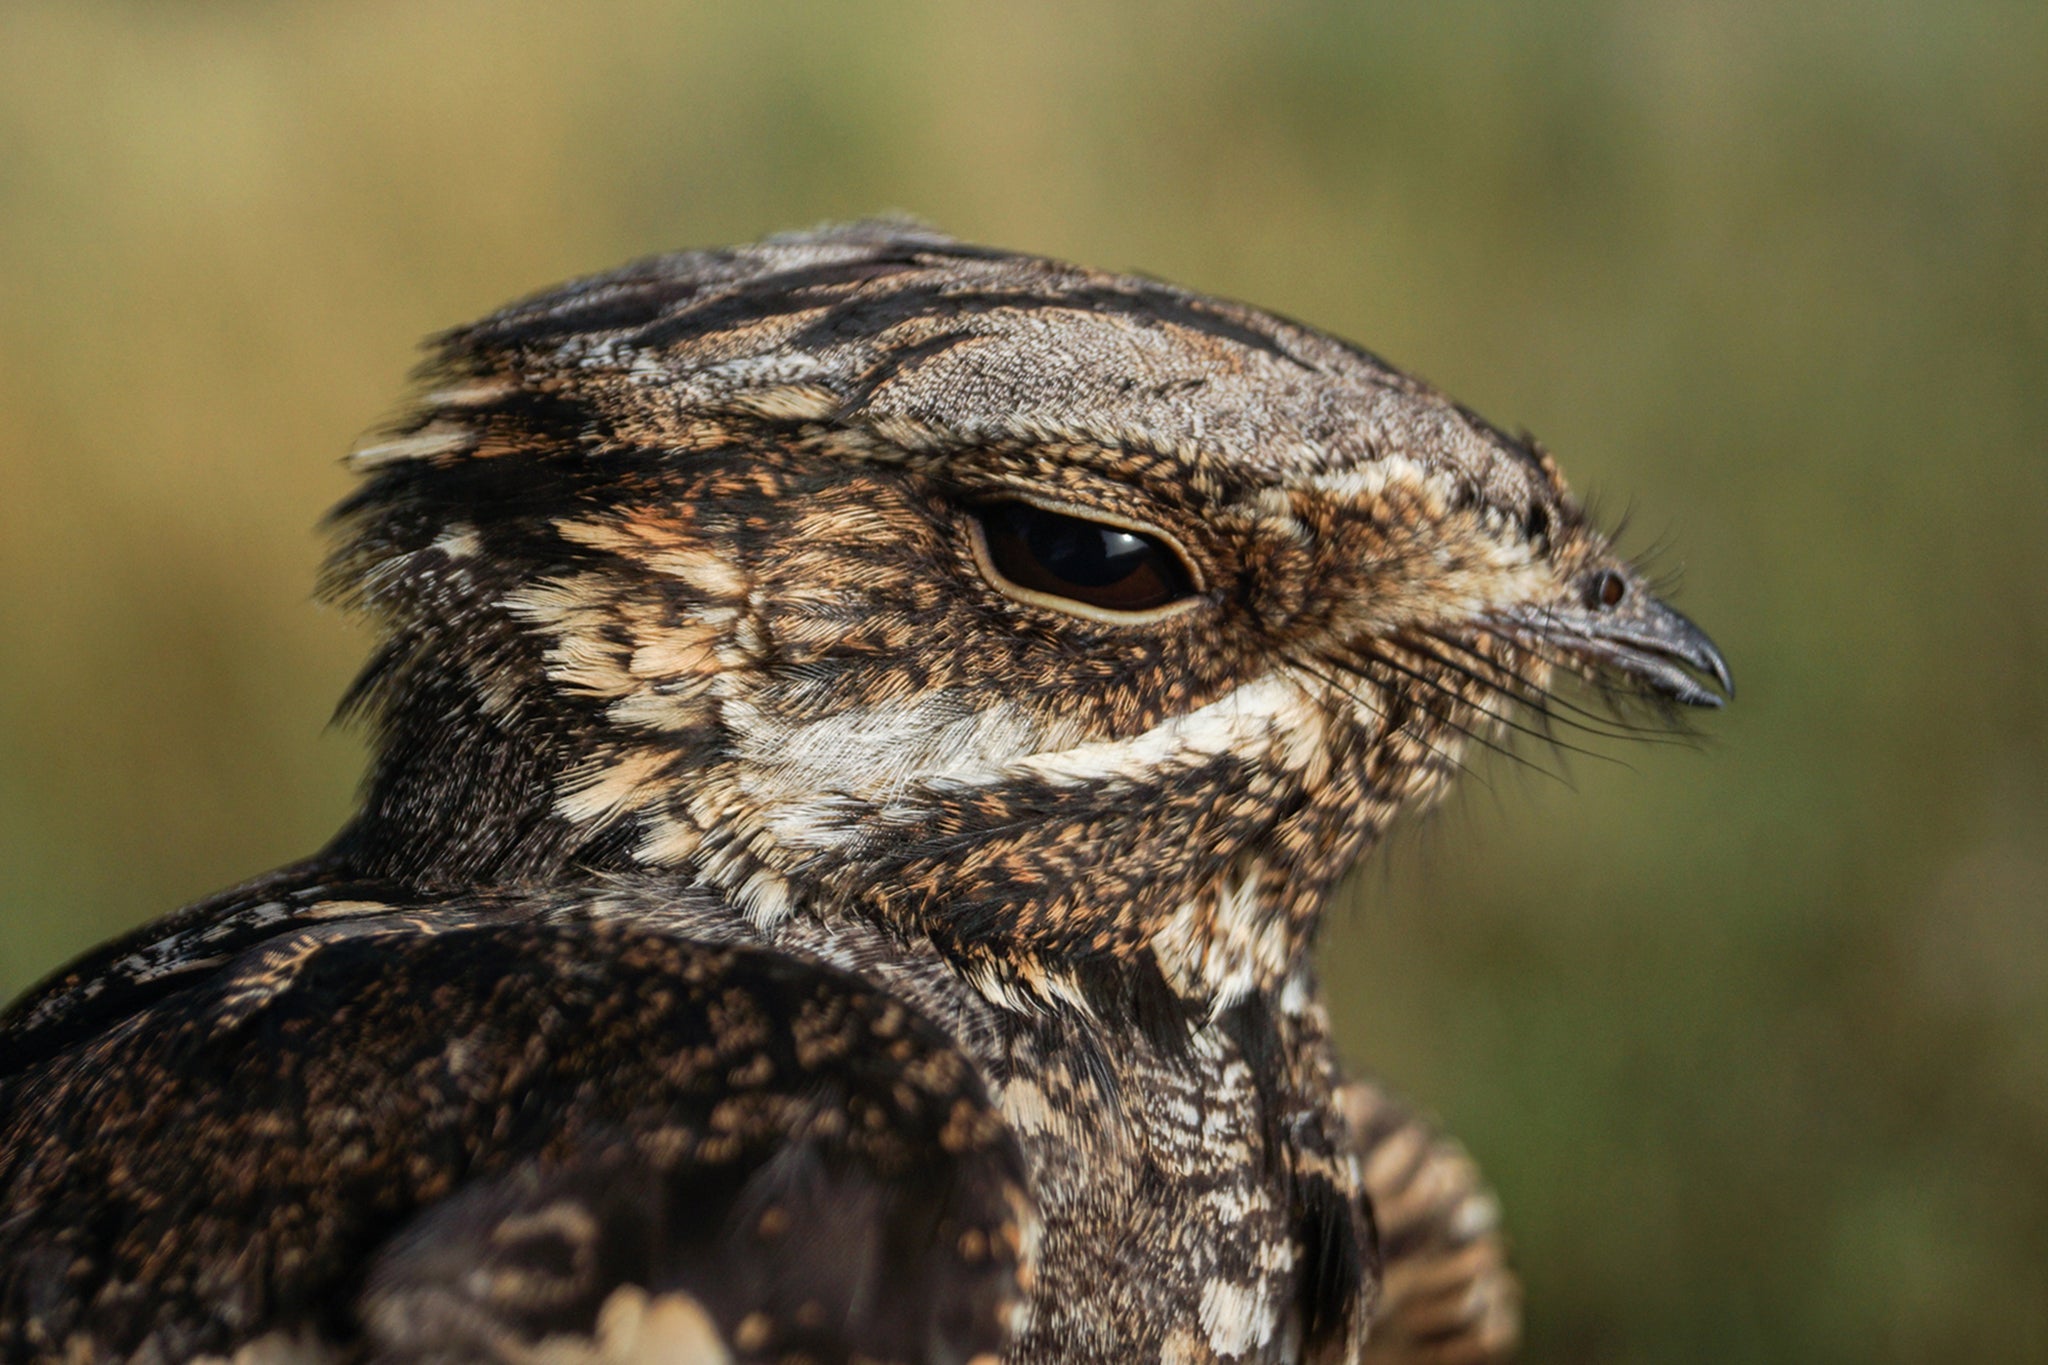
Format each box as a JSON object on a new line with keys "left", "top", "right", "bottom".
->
{"left": 1584, "top": 569, "right": 1628, "bottom": 610}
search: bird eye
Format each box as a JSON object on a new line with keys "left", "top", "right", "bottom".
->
{"left": 1584, "top": 568, "right": 1628, "bottom": 610}
{"left": 971, "top": 500, "right": 1198, "bottom": 618}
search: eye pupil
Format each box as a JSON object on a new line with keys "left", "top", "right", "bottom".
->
{"left": 976, "top": 501, "right": 1196, "bottom": 615}
{"left": 1015, "top": 513, "right": 1148, "bottom": 588}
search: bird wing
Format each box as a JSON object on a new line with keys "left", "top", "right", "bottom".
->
{"left": 0, "top": 908, "right": 1032, "bottom": 1364}
{"left": 1344, "top": 1081, "right": 1521, "bottom": 1365}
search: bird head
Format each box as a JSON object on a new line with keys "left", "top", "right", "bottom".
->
{"left": 327, "top": 224, "right": 1728, "bottom": 1012}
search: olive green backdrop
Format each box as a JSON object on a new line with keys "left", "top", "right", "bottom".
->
{"left": 2, "top": 3, "right": 2042, "bottom": 1360}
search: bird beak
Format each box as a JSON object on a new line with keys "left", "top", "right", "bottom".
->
{"left": 1493, "top": 590, "right": 1734, "bottom": 709}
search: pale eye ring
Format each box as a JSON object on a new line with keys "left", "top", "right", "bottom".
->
{"left": 968, "top": 499, "right": 1201, "bottom": 621}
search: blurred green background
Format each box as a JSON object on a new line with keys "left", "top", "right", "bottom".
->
{"left": 1, "top": 2, "right": 2042, "bottom": 1360}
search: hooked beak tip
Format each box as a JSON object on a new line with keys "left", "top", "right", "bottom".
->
{"left": 1507, "top": 590, "right": 1732, "bottom": 710}
{"left": 1664, "top": 604, "right": 1734, "bottom": 707}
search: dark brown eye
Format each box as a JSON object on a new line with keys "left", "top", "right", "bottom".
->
{"left": 1585, "top": 568, "right": 1628, "bottom": 610}
{"left": 972, "top": 500, "right": 1197, "bottom": 616}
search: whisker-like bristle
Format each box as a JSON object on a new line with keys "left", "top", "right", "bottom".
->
{"left": 1279, "top": 653, "right": 1497, "bottom": 788}
{"left": 1330, "top": 642, "right": 1634, "bottom": 775}
{"left": 1412, "top": 635, "right": 1697, "bottom": 748}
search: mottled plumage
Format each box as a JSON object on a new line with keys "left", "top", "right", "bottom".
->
{"left": 0, "top": 224, "right": 1727, "bottom": 1364}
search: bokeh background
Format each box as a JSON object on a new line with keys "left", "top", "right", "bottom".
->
{"left": 2, "top": 2, "right": 2042, "bottom": 1360}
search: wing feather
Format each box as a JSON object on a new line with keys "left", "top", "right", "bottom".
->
{"left": 0, "top": 913, "right": 1031, "bottom": 1365}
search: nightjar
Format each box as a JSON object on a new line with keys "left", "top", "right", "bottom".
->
{"left": 0, "top": 224, "right": 1729, "bottom": 1365}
